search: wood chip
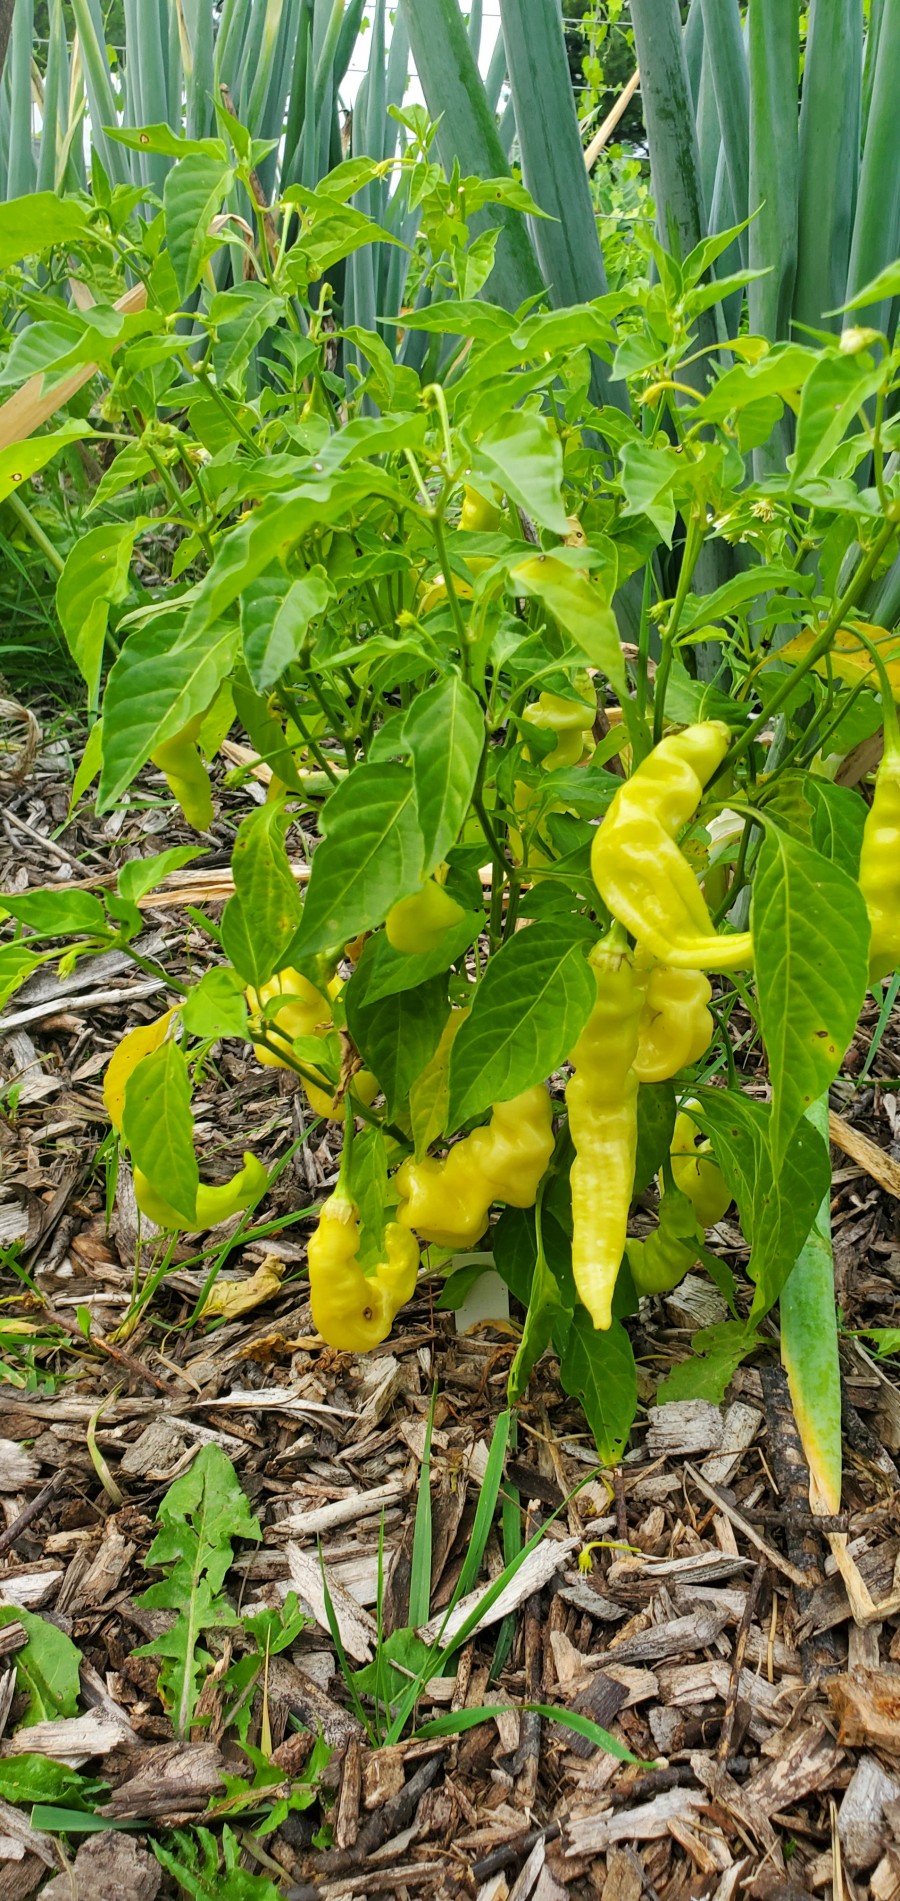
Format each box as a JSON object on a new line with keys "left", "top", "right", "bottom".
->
{"left": 417, "top": 1536, "right": 579, "bottom": 1646}
{"left": 286, "top": 1543, "right": 377, "bottom": 1662}
{"left": 827, "top": 1668, "right": 900, "bottom": 1753}
{"left": 829, "top": 1110, "right": 900, "bottom": 1200}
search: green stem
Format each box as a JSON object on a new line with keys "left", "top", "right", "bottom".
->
{"left": 279, "top": 686, "right": 341, "bottom": 787}
{"left": 6, "top": 491, "right": 65, "bottom": 573}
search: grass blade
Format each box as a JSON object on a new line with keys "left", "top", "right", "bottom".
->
{"left": 6, "top": 0, "right": 35, "bottom": 202}
{"left": 407, "top": 1387, "right": 435, "bottom": 1630}
{"left": 454, "top": 1406, "right": 510, "bottom": 1604}
{"left": 698, "top": 0, "right": 748, "bottom": 247}
{"left": 846, "top": 0, "right": 900, "bottom": 333}
{"left": 630, "top": 0, "right": 717, "bottom": 366}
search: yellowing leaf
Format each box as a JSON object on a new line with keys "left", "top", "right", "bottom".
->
{"left": 775, "top": 622, "right": 900, "bottom": 699}
{"left": 103, "top": 1008, "right": 178, "bottom": 1133}
{"left": 200, "top": 1253, "right": 285, "bottom": 1319}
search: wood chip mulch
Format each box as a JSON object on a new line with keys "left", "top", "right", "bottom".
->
{"left": 2, "top": 707, "right": 900, "bottom": 1900}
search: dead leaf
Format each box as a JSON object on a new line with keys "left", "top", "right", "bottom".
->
{"left": 199, "top": 1254, "right": 285, "bottom": 1320}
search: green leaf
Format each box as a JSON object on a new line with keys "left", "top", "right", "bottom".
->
{"left": 790, "top": 351, "right": 883, "bottom": 484}
{"left": 618, "top": 439, "right": 680, "bottom": 545}
{"left": 163, "top": 154, "right": 233, "bottom": 299}
{"left": 0, "top": 1757, "right": 98, "bottom": 1808}
{"left": 351, "top": 912, "right": 482, "bottom": 1004}
{"left": 98, "top": 617, "right": 240, "bottom": 811}
{"left": 346, "top": 966, "right": 447, "bottom": 1119}
{"left": 2, "top": 889, "right": 108, "bottom": 938}
{"left": 182, "top": 967, "right": 249, "bottom": 1042}
{"left": 0, "top": 1608, "right": 81, "bottom": 1725}
{"left": 292, "top": 763, "right": 424, "bottom": 958}
{"left": 780, "top": 1096, "right": 842, "bottom": 1516}
{"left": 634, "top": 1083, "right": 677, "bottom": 1196}
{"left": 807, "top": 779, "right": 867, "bottom": 878}
{"left": 0, "top": 944, "right": 43, "bottom": 1009}
{"left": 558, "top": 1308, "right": 636, "bottom": 1464}
{"left": 0, "top": 420, "right": 94, "bottom": 504}
{"left": 753, "top": 825, "right": 869, "bottom": 1165}
{"left": 472, "top": 410, "right": 569, "bottom": 535}
{"left": 137, "top": 1445, "right": 260, "bottom": 1738}
{"left": 655, "top": 1319, "right": 759, "bottom": 1404}
{"left": 152, "top": 1823, "right": 280, "bottom": 1899}
{"left": 118, "top": 848, "right": 203, "bottom": 907}
{"left": 510, "top": 554, "right": 626, "bottom": 700}
{"left": 403, "top": 676, "right": 484, "bottom": 873}
{"left": 447, "top": 921, "right": 595, "bottom": 1127}
{"left": 508, "top": 1239, "right": 567, "bottom": 1405}
{"left": 0, "top": 191, "right": 89, "bottom": 264}
{"left": 346, "top": 1126, "right": 391, "bottom": 1270}
{"left": 691, "top": 1088, "right": 832, "bottom": 1319}
{"left": 220, "top": 806, "right": 302, "bottom": 989}
{"left": 241, "top": 567, "right": 334, "bottom": 693}
{"left": 122, "top": 1041, "right": 198, "bottom": 1226}
{"left": 56, "top": 526, "right": 135, "bottom": 710}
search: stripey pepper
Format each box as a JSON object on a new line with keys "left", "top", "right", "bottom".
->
{"left": 591, "top": 722, "right": 753, "bottom": 972}
{"left": 396, "top": 1085, "right": 554, "bottom": 1250}
{"left": 566, "top": 928, "right": 648, "bottom": 1330}
{"left": 135, "top": 1150, "right": 268, "bottom": 1232}
{"left": 633, "top": 959, "right": 714, "bottom": 1083}
{"left": 308, "top": 1192, "right": 419, "bottom": 1352}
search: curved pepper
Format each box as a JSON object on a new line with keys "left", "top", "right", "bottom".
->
{"left": 566, "top": 931, "right": 648, "bottom": 1330}
{"left": 135, "top": 1150, "right": 268, "bottom": 1231}
{"left": 628, "top": 1107, "right": 730, "bottom": 1297}
{"left": 385, "top": 877, "right": 468, "bottom": 954}
{"left": 308, "top": 1193, "right": 419, "bottom": 1352}
{"left": 396, "top": 1085, "right": 554, "bottom": 1249}
{"left": 591, "top": 721, "right": 753, "bottom": 972}
{"left": 859, "top": 683, "right": 900, "bottom": 981}
{"left": 150, "top": 711, "right": 213, "bottom": 833}
{"left": 633, "top": 960, "right": 714, "bottom": 1082}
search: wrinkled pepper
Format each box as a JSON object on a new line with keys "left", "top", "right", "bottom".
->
{"left": 591, "top": 721, "right": 753, "bottom": 971}
{"left": 135, "top": 1151, "right": 268, "bottom": 1232}
{"left": 386, "top": 873, "right": 468, "bottom": 954}
{"left": 396, "top": 1085, "right": 554, "bottom": 1250}
{"left": 633, "top": 959, "right": 714, "bottom": 1082}
{"left": 308, "top": 1192, "right": 419, "bottom": 1352}
{"left": 628, "top": 1107, "right": 730, "bottom": 1297}
{"left": 859, "top": 679, "right": 900, "bottom": 981}
{"left": 246, "top": 966, "right": 378, "bottom": 1117}
{"left": 150, "top": 710, "right": 213, "bottom": 833}
{"left": 566, "top": 929, "right": 647, "bottom": 1330}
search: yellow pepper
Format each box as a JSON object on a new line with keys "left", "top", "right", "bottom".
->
{"left": 633, "top": 959, "right": 714, "bottom": 1082}
{"left": 385, "top": 875, "right": 468, "bottom": 954}
{"left": 627, "top": 1106, "right": 730, "bottom": 1298}
{"left": 308, "top": 1192, "right": 419, "bottom": 1351}
{"left": 591, "top": 722, "right": 753, "bottom": 972}
{"left": 150, "top": 711, "right": 213, "bottom": 833}
{"left": 566, "top": 930, "right": 648, "bottom": 1330}
{"left": 859, "top": 683, "right": 900, "bottom": 982}
{"left": 246, "top": 966, "right": 378, "bottom": 1116}
{"left": 396, "top": 1085, "right": 554, "bottom": 1249}
{"left": 135, "top": 1151, "right": 268, "bottom": 1231}
{"left": 459, "top": 483, "right": 502, "bottom": 533}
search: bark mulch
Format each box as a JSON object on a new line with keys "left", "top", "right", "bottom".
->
{"left": 2, "top": 706, "right": 900, "bottom": 1900}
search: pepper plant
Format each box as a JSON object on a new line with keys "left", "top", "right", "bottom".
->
{"left": 2, "top": 128, "right": 900, "bottom": 1565}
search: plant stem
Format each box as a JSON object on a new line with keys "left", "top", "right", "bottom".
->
{"left": 6, "top": 492, "right": 65, "bottom": 573}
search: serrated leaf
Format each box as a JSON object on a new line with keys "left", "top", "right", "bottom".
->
{"left": 403, "top": 675, "right": 484, "bottom": 873}
{"left": 241, "top": 567, "right": 334, "bottom": 692}
{"left": 136, "top": 1445, "right": 260, "bottom": 1738}
{"left": 56, "top": 524, "right": 134, "bottom": 709}
{"left": 510, "top": 554, "right": 625, "bottom": 699}
{"left": 292, "top": 763, "right": 424, "bottom": 958}
{"left": 558, "top": 1309, "right": 636, "bottom": 1464}
{"left": 98, "top": 617, "right": 240, "bottom": 810}
{"left": 163, "top": 154, "right": 233, "bottom": 299}
{"left": 752, "top": 825, "right": 869, "bottom": 1165}
{"left": 655, "top": 1320, "right": 759, "bottom": 1404}
{"left": 122, "top": 1041, "right": 198, "bottom": 1225}
{"left": 448, "top": 921, "right": 596, "bottom": 1127}
{"left": 220, "top": 805, "right": 302, "bottom": 988}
